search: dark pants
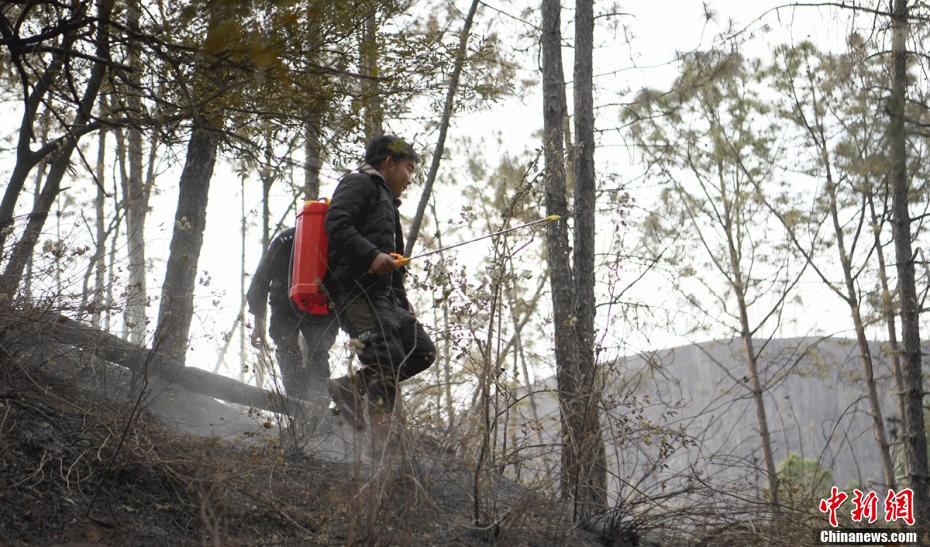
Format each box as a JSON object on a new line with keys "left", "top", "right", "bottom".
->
{"left": 268, "top": 303, "right": 339, "bottom": 399}
{"left": 331, "top": 291, "right": 435, "bottom": 412}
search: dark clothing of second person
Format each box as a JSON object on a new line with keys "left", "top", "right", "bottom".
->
{"left": 324, "top": 165, "right": 434, "bottom": 411}
{"left": 247, "top": 228, "right": 338, "bottom": 399}
{"left": 248, "top": 228, "right": 296, "bottom": 319}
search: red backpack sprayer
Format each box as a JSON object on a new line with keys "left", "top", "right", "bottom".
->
{"left": 288, "top": 199, "right": 561, "bottom": 315}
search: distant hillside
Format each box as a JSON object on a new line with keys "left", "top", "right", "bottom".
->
{"left": 508, "top": 337, "right": 905, "bottom": 499}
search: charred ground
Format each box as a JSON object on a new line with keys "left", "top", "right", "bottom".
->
{"left": 0, "top": 327, "right": 606, "bottom": 546}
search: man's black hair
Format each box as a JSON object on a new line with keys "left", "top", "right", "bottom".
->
{"left": 365, "top": 135, "right": 419, "bottom": 167}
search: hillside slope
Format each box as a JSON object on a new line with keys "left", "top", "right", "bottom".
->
{"left": 0, "top": 338, "right": 604, "bottom": 545}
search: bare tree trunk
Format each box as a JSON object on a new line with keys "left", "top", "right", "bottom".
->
{"left": 91, "top": 123, "right": 108, "bottom": 328}
{"left": 104, "top": 177, "right": 120, "bottom": 332}
{"left": 304, "top": 116, "right": 323, "bottom": 200}
{"left": 23, "top": 113, "right": 52, "bottom": 297}
{"left": 866, "top": 184, "right": 908, "bottom": 478}
{"left": 239, "top": 176, "right": 248, "bottom": 383}
{"left": 261, "top": 175, "right": 272, "bottom": 250}
{"left": 718, "top": 163, "right": 779, "bottom": 510}
{"left": 569, "top": 0, "right": 607, "bottom": 518}
{"left": 728, "top": 235, "right": 780, "bottom": 511}
{"left": 259, "top": 127, "right": 274, "bottom": 250}
{"left": 153, "top": 124, "right": 220, "bottom": 364}
{"left": 824, "top": 175, "right": 896, "bottom": 488}
{"left": 889, "top": 0, "right": 929, "bottom": 529}
{"left": 542, "top": 0, "right": 606, "bottom": 521}
{"left": 303, "top": 9, "right": 324, "bottom": 203}
{"left": 123, "top": 0, "right": 149, "bottom": 346}
{"left": 55, "top": 196, "right": 62, "bottom": 299}
{"left": 405, "top": 0, "right": 480, "bottom": 256}
{"left": 428, "top": 196, "right": 455, "bottom": 422}
{"left": 561, "top": 76, "right": 574, "bottom": 193}
{"left": 360, "top": 12, "right": 383, "bottom": 139}
{"left": 153, "top": 4, "right": 231, "bottom": 365}
{"left": 79, "top": 95, "right": 108, "bottom": 321}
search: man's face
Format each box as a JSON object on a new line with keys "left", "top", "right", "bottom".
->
{"left": 379, "top": 157, "right": 416, "bottom": 198}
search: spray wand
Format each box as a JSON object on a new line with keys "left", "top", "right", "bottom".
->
{"left": 389, "top": 214, "right": 562, "bottom": 266}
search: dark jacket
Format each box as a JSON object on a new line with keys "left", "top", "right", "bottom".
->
{"left": 323, "top": 165, "right": 409, "bottom": 308}
{"left": 247, "top": 227, "right": 295, "bottom": 321}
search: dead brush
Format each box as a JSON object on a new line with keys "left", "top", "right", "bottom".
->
{"left": 342, "top": 464, "right": 426, "bottom": 545}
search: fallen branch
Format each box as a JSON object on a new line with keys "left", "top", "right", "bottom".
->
{"left": 32, "top": 311, "right": 323, "bottom": 418}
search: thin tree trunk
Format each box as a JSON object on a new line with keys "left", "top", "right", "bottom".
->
{"left": 91, "top": 123, "right": 108, "bottom": 328}
{"left": 824, "top": 175, "right": 896, "bottom": 488}
{"left": 261, "top": 126, "right": 273, "bottom": 249}
{"left": 104, "top": 177, "right": 120, "bottom": 332}
{"left": 866, "top": 184, "right": 908, "bottom": 478}
{"left": 360, "top": 12, "right": 383, "bottom": 139}
{"left": 718, "top": 164, "right": 779, "bottom": 511}
{"left": 561, "top": 79, "right": 574, "bottom": 193}
{"left": 405, "top": 0, "right": 480, "bottom": 256}
{"left": 889, "top": 0, "right": 929, "bottom": 529}
{"left": 303, "top": 9, "right": 323, "bottom": 202}
{"left": 79, "top": 95, "right": 108, "bottom": 318}
{"left": 23, "top": 113, "right": 52, "bottom": 297}
{"left": 123, "top": 0, "right": 149, "bottom": 346}
{"left": 428, "top": 195, "right": 455, "bottom": 422}
{"left": 261, "top": 176, "right": 272, "bottom": 250}
{"left": 55, "top": 197, "right": 62, "bottom": 299}
{"left": 429, "top": 295, "right": 443, "bottom": 422}
{"left": 304, "top": 115, "right": 323, "bottom": 200}
{"left": 729, "top": 239, "right": 780, "bottom": 511}
{"left": 239, "top": 177, "right": 248, "bottom": 384}
{"left": 472, "top": 230, "right": 507, "bottom": 524}
{"left": 566, "top": 0, "right": 607, "bottom": 518}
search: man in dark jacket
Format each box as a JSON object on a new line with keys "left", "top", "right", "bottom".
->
{"left": 325, "top": 135, "right": 435, "bottom": 455}
{"left": 247, "top": 228, "right": 338, "bottom": 401}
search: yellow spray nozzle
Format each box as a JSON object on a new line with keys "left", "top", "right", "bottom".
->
{"left": 545, "top": 214, "right": 561, "bottom": 222}
{"left": 390, "top": 252, "right": 411, "bottom": 266}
